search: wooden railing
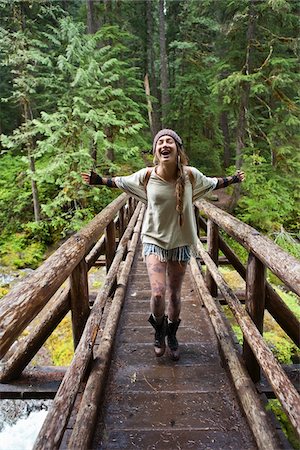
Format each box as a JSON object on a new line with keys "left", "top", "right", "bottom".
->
{"left": 192, "top": 199, "right": 300, "bottom": 441}
{"left": 0, "top": 194, "right": 137, "bottom": 382}
{"left": 0, "top": 193, "right": 299, "bottom": 448}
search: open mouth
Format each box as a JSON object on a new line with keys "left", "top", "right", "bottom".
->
{"left": 160, "top": 149, "right": 171, "bottom": 156}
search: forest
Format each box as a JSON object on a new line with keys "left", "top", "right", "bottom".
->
{"left": 0, "top": 0, "right": 299, "bottom": 270}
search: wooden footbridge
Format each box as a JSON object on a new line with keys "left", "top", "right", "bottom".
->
{"left": 0, "top": 193, "right": 299, "bottom": 449}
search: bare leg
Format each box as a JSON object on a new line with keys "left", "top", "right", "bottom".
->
{"left": 167, "top": 261, "right": 187, "bottom": 321}
{"left": 146, "top": 254, "right": 167, "bottom": 317}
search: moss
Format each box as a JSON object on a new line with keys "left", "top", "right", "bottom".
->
{"left": 263, "top": 330, "right": 299, "bottom": 364}
{"left": 0, "top": 232, "right": 46, "bottom": 269}
{"left": 0, "top": 287, "right": 9, "bottom": 299}
{"left": 266, "top": 400, "right": 300, "bottom": 449}
{"left": 219, "top": 266, "right": 245, "bottom": 290}
{"left": 44, "top": 314, "right": 74, "bottom": 366}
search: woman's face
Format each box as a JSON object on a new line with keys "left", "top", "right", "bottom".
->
{"left": 155, "top": 135, "right": 177, "bottom": 164}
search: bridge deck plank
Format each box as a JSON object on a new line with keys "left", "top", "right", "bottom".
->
{"left": 91, "top": 246, "right": 258, "bottom": 449}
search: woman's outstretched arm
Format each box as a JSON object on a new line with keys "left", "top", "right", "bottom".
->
{"left": 214, "top": 170, "right": 245, "bottom": 190}
{"left": 81, "top": 171, "right": 118, "bottom": 188}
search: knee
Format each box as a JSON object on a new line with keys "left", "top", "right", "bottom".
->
{"left": 152, "top": 291, "right": 165, "bottom": 308}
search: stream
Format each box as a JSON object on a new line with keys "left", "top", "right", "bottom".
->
{"left": 0, "top": 400, "right": 52, "bottom": 450}
{"left": 0, "top": 266, "right": 51, "bottom": 450}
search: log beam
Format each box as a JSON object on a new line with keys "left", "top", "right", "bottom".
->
{"left": 70, "top": 259, "right": 90, "bottom": 349}
{"left": 206, "top": 219, "right": 219, "bottom": 297}
{"left": 243, "top": 252, "right": 266, "bottom": 382}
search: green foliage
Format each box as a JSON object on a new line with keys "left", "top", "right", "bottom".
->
{"left": 236, "top": 154, "right": 299, "bottom": 232}
{"left": 266, "top": 399, "right": 300, "bottom": 449}
{"left": 0, "top": 12, "right": 147, "bottom": 237}
{"left": 0, "top": 232, "right": 46, "bottom": 269}
{"left": 44, "top": 314, "right": 73, "bottom": 366}
{"left": 264, "top": 330, "right": 298, "bottom": 364}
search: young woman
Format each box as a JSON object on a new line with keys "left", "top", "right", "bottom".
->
{"left": 81, "top": 129, "right": 245, "bottom": 361}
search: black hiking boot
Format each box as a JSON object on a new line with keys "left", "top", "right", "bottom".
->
{"left": 148, "top": 314, "right": 167, "bottom": 357}
{"left": 167, "top": 319, "right": 181, "bottom": 361}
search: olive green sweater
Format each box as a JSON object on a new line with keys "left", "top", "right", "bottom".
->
{"left": 115, "top": 167, "right": 217, "bottom": 250}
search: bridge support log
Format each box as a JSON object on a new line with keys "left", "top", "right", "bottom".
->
{"left": 0, "top": 286, "right": 70, "bottom": 382}
{"left": 196, "top": 238, "right": 300, "bottom": 440}
{"left": 190, "top": 257, "right": 282, "bottom": 450}
{"left": 105, "top": 220, "right": 116, "bottom": 271}
{"left": 86, "top": 235, "right": 105, "bottom": 269}
{"left": 70, "top": 259, "right": 90, "bottom": 349}
{"left": 243, "top": 252, "right": 266, "bottom": 383}
{"left": 206, "top": 220, "right": 219, "bottom": 297}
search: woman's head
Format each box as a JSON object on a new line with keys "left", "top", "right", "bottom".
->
{"left": 152, "top": 129, "right": 188, "bottom": 166}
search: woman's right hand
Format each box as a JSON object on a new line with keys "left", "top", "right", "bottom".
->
{"left": 81, "top": 172, "right": 91, "bottom": 184}
{"left": 81, "top": 171, "right": 103, "bottom": 185}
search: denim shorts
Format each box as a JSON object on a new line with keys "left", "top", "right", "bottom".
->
{"left": 143, "top": 243, "right": 191, "bottom": 262}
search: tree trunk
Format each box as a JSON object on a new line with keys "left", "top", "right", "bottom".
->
{"left": 29, "top": 154, "right": 41, "bottom": 222}
{"left": 105, "top": 127, "right": 115, "bottom": 161}
{"left": 146, "top": 0, "right": 161, "bottom": 135}
{"left": 159, "top": 0, "right": 170, "bottom": 127}
{"left": 230, "top": 0, "right": 256, "bottom": 210}
{"left": 220, "top": 111, "right": 231, "bottom": 168}
{"left": 86, "top": 0, "right": 100, "bottom": 34}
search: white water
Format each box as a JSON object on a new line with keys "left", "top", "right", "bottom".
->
{"left": 0, "top": 400, "right": 52, "bottom": 450}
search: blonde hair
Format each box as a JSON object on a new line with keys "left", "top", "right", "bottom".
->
{"left": 153, "top": 144, "right": 188, "bottom": 226}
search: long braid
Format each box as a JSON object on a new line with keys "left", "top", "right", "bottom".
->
{"left": 175, "top": 146, "right": 188, "bottom": 227}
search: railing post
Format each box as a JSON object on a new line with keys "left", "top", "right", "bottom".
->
{"left": 243, "top": 252, "right": 266, "bottom": 382}
{"left": 206, "top": 219, "right": 219, "bottom": 297}
{"left": 70, "top": 259, "right": 90, "bottom": 349}
{"left": 105, "top": 220, "right": 116, "bottom": 271}
{"left": 118, "top": 206, "right": 125, "bottom": 238}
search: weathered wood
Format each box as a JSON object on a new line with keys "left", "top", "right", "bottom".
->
{"left": 0, "top": 193, "right": 128, "bottom": 359}
{"left": 190, "top": 257, "right": 282, "bottom": 450}
{"left": 265, "top": 284, "right": 300, "bottom": 347}
{"left": 196, "top": 238, "right": 300, "bottom": 439}
{"left": 105, "top": 220, "right": 116, "bottom": 271}
{"left": 118, "top": 205, "right": 125, "bottom": 238}
{"left": 70, "top": 259, "right": 90, "bottom": 349}
{"left": 85, "top": 235, "right": 105, "bottom": 269}
{"left": 33, "top": 203, "right": 143, "bottom": 450}
{"left": 197, "top": 212, "right": 300, "bottom": 347}
{"left": 0, "top": 285, "right": 70, "bottom": 382}
{"left": 206, "top": 219, "right": 219, "bottom": 297}
{"left": 0, "top": 366, "right": 66, "bottom": 399}
{"left": 195, "top": 199, "right": 300, "bottom": 296}
{"left": 257, "top": 364, "right": 300, "bottom": 397}
{"left": 243, "top": 252, "right": 266, "bottom": 383}
{"left": 67, "top": 206, "right": 145, "bottom": 450}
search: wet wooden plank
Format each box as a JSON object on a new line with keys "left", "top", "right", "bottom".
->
{"left": 90, "top": 247, "right": 258, "bottom": 449}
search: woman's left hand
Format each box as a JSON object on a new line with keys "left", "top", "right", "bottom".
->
{"left": 235, "top": 170, "right": 245, "bottom": 182}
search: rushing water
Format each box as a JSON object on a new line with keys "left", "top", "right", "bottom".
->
{"left": 0, "top": 399, "right": 52, "bottom": 450}
{"left": 0, "top": 267, "right": 50, "bottom": 449}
